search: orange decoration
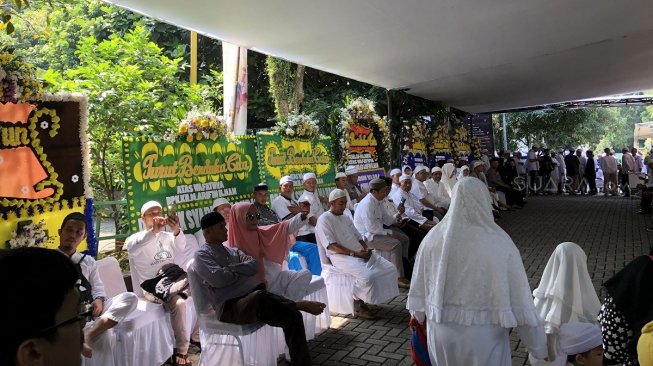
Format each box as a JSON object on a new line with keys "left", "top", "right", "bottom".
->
{"left": 0, "top": 102, "right": 35, "bottom": 124}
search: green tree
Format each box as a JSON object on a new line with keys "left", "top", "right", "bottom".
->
{"left": 42, "top": 25, "right": 214, "bottom": 236}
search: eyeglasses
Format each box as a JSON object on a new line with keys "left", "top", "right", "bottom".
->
{"left": 245, "top": 213, "right": 261, "bottom": 221}
{"left": 36, "top": 303, "right": 92, "bottom": 335}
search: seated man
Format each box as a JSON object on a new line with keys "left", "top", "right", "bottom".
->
{"left": 316, "top": 189, "right": 399, "bottom": 319}
{"left": 335, "top": 171, "right": 355, "bottom": 217}
{"left": 390, "top": 175, "right": 437, "bottom": 232}
{"left": 354, "top": 178, "right": 410, "bottom": 288}
{"left": 192, "top": 212, "right": 326, "bottom": 366}
{"left": 126, "top": 201, "right": 198, "bottom": 366}
{"left": 0, "top": 247, "right": 85, "bottom": 366}
{"left": 253, "top": 183, "right": 280, "bottom": 226}
{"left": 297, "top": 173, "right": 325, "bottom": 243}
{"left": 486, "top": 158, "right": 526, "bottom": 207}
{"left": 411, "top": 165, "right": 446, "bottom": 221}
{"left": 271, "top": 175, "right": 301, "bottom": 221}
{"left": 57, "top": 212, "right": 137, "bottom": 364}
{"left": 424, "top": 166, "right": 451, "bottom": 209}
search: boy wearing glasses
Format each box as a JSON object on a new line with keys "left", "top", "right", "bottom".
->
{"left": 0, "top": 247, "right": 86, "bottom": 366}
{"left": 57, "top": 212, "right": 138, "bottom": 364}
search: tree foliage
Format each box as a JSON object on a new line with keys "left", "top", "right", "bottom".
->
{"left": 42, "top": 25, "right": 213, "bottom": 234}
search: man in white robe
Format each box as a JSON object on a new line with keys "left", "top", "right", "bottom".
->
{"left": 125, "top": 201, "right": 198, "bottom": 363}
{"left": 390, "top": 175, "right": 437, "bottom": 231}
{"left": 424, "top": 167, "right": 451, "bottom": 209}
{"left": 271, "top": 175, "right": 301, "bottom": 221}
{"left": 411, "top": 165, "right": 446, "bottom": 221}
{"left": 407, "top": 177, "right": 547, "bottom": 365}
{"left": 316, "top": 189, "right": 399, "bottom": 319}
{"left": 335, "top": 171, "right": 355, "bottom": 217}
{"left": 296, "top": 172, "right": 325, "bottom": 243}
{"left": 354, "top": 178, "right": 410, "bottom": 287}
{"left": 389, "top": 168, "right": 402, "bottom": 197}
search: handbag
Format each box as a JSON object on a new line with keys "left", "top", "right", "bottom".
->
{"left": 409, "top": 316, "right": 432, "bottom": 366}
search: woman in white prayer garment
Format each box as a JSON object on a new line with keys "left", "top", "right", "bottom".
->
{"left": 529, "top": 242, "right": 601, "bottom": 366}
{"left": 407, "top": 177, "right": 547, "bottom": 365}
{"left": 440, "top": 163, "right": 458, "bottom": 199}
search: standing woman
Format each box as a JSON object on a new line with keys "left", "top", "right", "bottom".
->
{"left": 440, "top": 163, "right": 458, "bottom": 199}
{"left": 599, "top": 250, "right": 653, "bottom": 365}
{"left": 407, "top": 177, "right": 547, "bottom": 365}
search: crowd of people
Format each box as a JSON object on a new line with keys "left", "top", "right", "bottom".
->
{"left": 1, "top": 162, "right": 653, "bottom": 366}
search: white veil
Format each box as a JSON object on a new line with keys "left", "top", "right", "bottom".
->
{"left": 407, "top": 177, "right": 539, "bottom": 328}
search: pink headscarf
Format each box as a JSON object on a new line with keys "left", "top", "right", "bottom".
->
{"left": 226, "top": 202, "right": 293, "bottom": 282}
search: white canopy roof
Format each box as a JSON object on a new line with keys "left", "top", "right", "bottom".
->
{"left": 105, "top": 0, "right": 653, "bottom": 113}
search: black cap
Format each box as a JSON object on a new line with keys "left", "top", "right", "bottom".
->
{"left": 200, "top": 212, "right": 225, "bottom": 229}
{"left": 61, "top": 212, "right": 87, "bottom": 229}
{"left": 253, "top": 183, "right": 268, "bottom": 192}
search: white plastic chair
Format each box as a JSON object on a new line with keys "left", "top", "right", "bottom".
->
{"left": 187, "top": 258, "right": 282, "bottom": 366}
{"left": 96, "top": 256, "right": 174, "bottom": 366}
{"left": 315, "top": 235, "right": 357, "bottom": 315}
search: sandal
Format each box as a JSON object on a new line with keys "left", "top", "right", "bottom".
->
{"left": 189, "top": 339, "right": 202, "bottom": 352}
{"left": 172, "top": 352, "right": 192, "bottom": 366}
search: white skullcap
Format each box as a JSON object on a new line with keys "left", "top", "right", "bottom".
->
{"left": 298, "top": 195, "right": 311, "bottom": 203}
{"left": 390, "top": 168, "right": 402, "bottom": 176}
{"left": 335, "top": 172, "right": 347, "bottom": 179}
{"left": 399, "top": 175, "right": 412, "bottom": 182}
{"left": 558, "top": 323, "right": 603, "bottom": 355}
{"left": 431, "top": 167, "right": 442, "bottom": 173}
{"left": 413, "top": 165, "right": 427, "bottom": 175}
{"left": 472, "top": 160, "right": 484, "bottom": 169}
{"left": 279, "top": 175, "right": 293, "bottom": 185}
{"left": 212, "top": 197, "right": 230, "bottom": 209}
{"left": 328, "top": 189, "right": 347, "bottom": 202}
{"left": 140, "top": 201, "right": 162, "bottom": 215}
{"left": 345, "top": 165, "right": 358, "bottom": 175}
{"left": 303, "top": 172, "right": 317, "bottom": 182}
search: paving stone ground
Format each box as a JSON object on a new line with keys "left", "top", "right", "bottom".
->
{"left": 184, "top": 193, "right": 652, "bottom": 366}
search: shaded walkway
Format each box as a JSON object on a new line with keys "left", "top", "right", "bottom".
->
{"left": 300, "top": 194, "right": 652, "bottom": 366}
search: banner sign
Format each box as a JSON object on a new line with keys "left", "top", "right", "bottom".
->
{"left": 122, "top": 135, "right": 259, "bottom": 233}
{"left": 429, "top": 123, "right": 453, "bottom": 165}
{"left": 256, "top": 132, "right": 336, "bottom": 199}
{"left": 451, "top": 126, "right": 474, "bottom": 162}
{"left": 344, "top": 122, "right": 384, "bottom": 187}
{"left": 462, "top": 114, "right": 494, "bottom": 154}
{"left": 0, "top": 94, "right": 93, "bottom": 252}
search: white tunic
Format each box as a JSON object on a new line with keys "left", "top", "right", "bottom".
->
{"left": 316, "top": 211, "right": 399, "bottom": 305}
{"left": 389, "top": 187, "right": 430, "bottom": 225}
{"left": 271, "top": 194, "right": 298, "bottom": 221}
{"left": 407, "top": 177, "right": 547, "bottom": 365}
{"left": 125, "top": 230, "right": 187, "bottom": 295}
{"left": 298, "top": 190, "right": 325, "bottom": 236}
{"left": 353, "top": 194, "right": 395, "bottom": 241}
{"left": 424, "top": 179, "right": 451, "bottom": 208}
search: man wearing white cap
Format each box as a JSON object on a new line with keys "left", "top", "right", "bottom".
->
{"left": 125, "top": 200, "right": 197, "bottom": 365}
{"left": 390, "top": 175, "right": 437, "bottom": 232}
{"left": 527, "top": 144, "right": 541, "bottom": 194}
{"left": 481, "top": 148, "right": 491, "bottom": 171}
{"left": 196, "top": 197, "right": 232, "bottom": 246}
{"left": 297, "top": 173, "right": 325, "bottom": 243}
{"left": 345, "top": 165, "right": 367, "bottom": 203}
{"left": 389, "top": 168, "right": 402, "bottom": 196}
{"left": 316, "top": 189, "right": 399, "bottom": 319}
{"left": 271, "top": 176, "right": 301, "bottom": 221}
{"left": 411, "top": 165, "right": 446, "bottom": 221}
{"left": 335, "top": 172, "right": 355, "bottom": 215}
{"left": 354, "top": 178, "right": 411, "bottom": 288}
{"left": 424, "top": 166, "right": 451, "bottom": 209}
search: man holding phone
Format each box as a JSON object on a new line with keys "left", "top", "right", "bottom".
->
{"left": 126, "top": 201, "right": 198, "bottom": 366}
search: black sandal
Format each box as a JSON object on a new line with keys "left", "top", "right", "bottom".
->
{"left": 172, "top": 352, "right": 192, "bottom": 366}
{"left": 189, "top": 339, "right": 202, "bottom": 352}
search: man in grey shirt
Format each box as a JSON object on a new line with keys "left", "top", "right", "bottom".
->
{"left": 192, "top": 212, "right": 326, "bottom": 365}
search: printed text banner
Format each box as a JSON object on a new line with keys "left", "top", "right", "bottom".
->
{"left": 122, "top": 135, "right": 258, "bottom": 234}
{"left": 345, "top": 122, "right": 384, "bottom": 187}
{"left": 256, "top": 132, "right": 336, "bottom": 192}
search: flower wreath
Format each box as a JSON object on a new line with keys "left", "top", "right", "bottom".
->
{"left": 7, "top": 219, "right": 49, "bottom": 249}
{"left": 273, "top": 112, "right": 321, "bottom": 139}
{"left": 0, "top": 48, "right": 44, "bottom": 103}
{"left": 336, "top": 97, "right": 391, "bottom": 169}
{"left": 163, "top": 110, "right": 238, "bottom": 144}
{"left": 402, "top": 117, "right": 429, "bottom": 157}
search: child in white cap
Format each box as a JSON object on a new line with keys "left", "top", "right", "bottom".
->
{"left": 557, "top": 322, "right": 603, "bottom": 366}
